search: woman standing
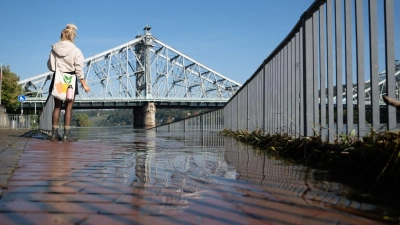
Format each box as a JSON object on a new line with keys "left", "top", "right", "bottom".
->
{"left": 47, "top": 24, "right": 90, "bottom": 141}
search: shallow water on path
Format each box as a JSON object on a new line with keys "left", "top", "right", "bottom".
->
{"left": 71, "top": 126, "right": 399, "bottom": 223}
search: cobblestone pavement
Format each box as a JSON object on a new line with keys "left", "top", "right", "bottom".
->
{"left": 0, "top": 130, "right": 388, "bottom": 225}
{"left": 0, "top": 129, "right": 30, "bottom": 189}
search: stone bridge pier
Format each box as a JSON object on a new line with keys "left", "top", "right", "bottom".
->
{"left": 133, "top": 103, "right": 156, "bottom": 129}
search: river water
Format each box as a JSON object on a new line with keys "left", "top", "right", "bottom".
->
{"left": 71, "top": 126, "right": 398, "bottom": 224}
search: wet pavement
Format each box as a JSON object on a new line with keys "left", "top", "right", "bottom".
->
{"left": 0, "top": 127, "right": 395, "bottom": 224}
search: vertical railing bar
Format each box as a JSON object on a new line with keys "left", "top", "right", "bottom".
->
{"left": 384, "top": 0, "right": 396, "bottom": 130}
{"left": 238, "top": 84, "right": 241, "bottom": 131}
{"left": 247, "top": 79, "right": 250, "bottom": 130}
{"left": 270, "top": 60, "right": 273, "bottom": 134}
{"left": 345, "top": 0, "right": 353, "bottom": 134}
{"left": 304, "top": 16, "right": 314, "bottom": 137}
{"left": 264, "top": 63, "right": 268, "bottom": 133}
{"left": 236, "top": 93, "right": 239, "bottom": 131}
{"left": 277, "top": 49, "right": 283, "bottom": 134}
{"left": 266, "top": 62, "right": 271, "bottom": 133}
{"left": 261, "top": 67, "right": 265, "bottom": 132}
{"left": 269, "top": 59, "right": 272, "bottom": 133}
{"left": 277, "top": 53, "right": 280, "bottom": 134}
{"left": 265, "top": 63, "right": 269, "bottom": 133}
{"left": 267, "top": 63, "right": 271, "bottom": 133}
{"left": 335, "top": 0, "right": 344, "bottom": 138}
{"left": 298, "top": 30, "right": 303, "bottom": 137}
{"left": 280, "top": 49, "right": 284, "bottom": 133}
{"left": 283, "top": 45, "right": 288, "bottom": 134}
{"left": 255, "top": 74, "right": 258, "bottom": 130}
{"left": 355, "top": 0, "right": 366, "bottom": 137}
{"left": 275, "top": 54, "right": 279, "bottom": 133}
{"left": 286, "top": 45, "right": 290, "bottom": 134}
{"left": 287, "top": 39, "right": 293, "bottom": 135}
{"left": 232, "top": 96, "right": 235, "bottom": 131}
{"left": 246, "top": 85, "right": 248, "bottom": 131}
{"left": 228, "top": 102, "right": 231, "bottom": 130}
{"left": 278, "top": 51, "right": 282, "bottom": 133}
{"left": 272, "top": 56, "right": 276, "bottom": 133}
{"left": 299, "top": 27, "right": 304, "bottom": 136}
{"left": 223, "top": 103, "right": 226, "bottom": 130}
{"left": 260, "top": 68, "right": 264, "bottom": 131}
{"left": 369, "top": 0, "right": 379, "bottom": 131}
{"left": 326, "top": 0, "right": 334, "bottom": 142}
{"left": 291, "top": 37, "right": 296, "bottom": 136}
{"left": 317, "top": 8, "right": 324, "bottom": 137}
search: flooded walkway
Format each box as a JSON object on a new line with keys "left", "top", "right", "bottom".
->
{"left": 0, "top": 127, "right": 393, "bottom": 224}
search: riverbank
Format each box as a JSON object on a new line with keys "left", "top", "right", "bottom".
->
{"left": 220, "top": 129, "right": 400, "bottom": 202}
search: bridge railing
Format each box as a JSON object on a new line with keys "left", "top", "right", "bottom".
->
{"left": 0, "top": 114, "right": 38, "bottom": 130}
{"left": 224, "top": 0, "right": 397, "bottom": 142}
{"left": 149, "top": 109, "right": 224, "bottom": 132}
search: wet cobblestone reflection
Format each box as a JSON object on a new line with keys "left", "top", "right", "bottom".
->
{"left": 0, "top": 127, "right": 393, "bottom": 224}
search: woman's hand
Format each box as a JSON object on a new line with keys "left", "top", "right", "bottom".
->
{"left": 80, "top": 79, "right": 90, "bottom": 92}
{"left": 83, "top": 84, "right": 90, "bottom": 93}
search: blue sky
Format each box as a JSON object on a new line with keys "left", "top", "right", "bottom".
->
{"left": 0, "top": 0, "right": 399, "bottom": 85}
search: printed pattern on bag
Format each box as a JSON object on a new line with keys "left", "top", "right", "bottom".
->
{"left": 55, "top": 74, "right": 74, "bottom": 94}
{"left": 52, "top": 68, "right": 76, "bottom": 101}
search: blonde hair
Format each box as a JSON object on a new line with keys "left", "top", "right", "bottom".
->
{"left": 60, "top": 24, "right": 77, "bottom": 42}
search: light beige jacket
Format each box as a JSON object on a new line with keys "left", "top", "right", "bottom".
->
{"left": 47, "top": 41, "right": 84, "bottom": 80}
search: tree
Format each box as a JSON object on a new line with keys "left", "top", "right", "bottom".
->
{"left": 1, "top": 65, "right": 20, "bottom": 112}
{"left": 76, "top": 113, "right": 92, "bottom": 127}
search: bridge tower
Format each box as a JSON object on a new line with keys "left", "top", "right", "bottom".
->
{"left": 133, "top": 26, "right": 156, "bottom": 128}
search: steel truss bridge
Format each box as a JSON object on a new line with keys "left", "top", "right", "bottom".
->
{"left": 18, "top": 26, "right": 241, "bottom": 110}
{"left": 335, "top": 63, "right": 400, "bottom": 106}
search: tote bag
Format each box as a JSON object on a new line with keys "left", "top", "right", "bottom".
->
{"left": 51, "top": 62, "right": 76, "bottom": 101}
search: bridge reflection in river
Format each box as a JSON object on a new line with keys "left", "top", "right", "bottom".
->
{"left": 70, "top": 127, "right": 397, "bottom": 223}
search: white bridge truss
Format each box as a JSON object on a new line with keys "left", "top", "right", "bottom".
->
{"left": 18, "top": 27, "right": 241, "bottom": 107}
{"left": 332, "top": 63, "right": 400, "bottom": 106}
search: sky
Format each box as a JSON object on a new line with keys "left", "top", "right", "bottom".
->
{"left": 0, "top": 0, "right": 399, "bottom": 85}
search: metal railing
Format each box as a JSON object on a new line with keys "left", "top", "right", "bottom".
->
{"left": 224, "top": 0, "right": 398, "bottom": 142}
{"left": 0, "top": 114, "right": 38, "bottom": 130}
{"left": 149, "top": 109, "right": 224, "bottom": 132}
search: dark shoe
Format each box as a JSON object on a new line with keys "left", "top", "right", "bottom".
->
{"left": 50, "top": 128, "right": 61, "bottom": 141}
{"left": 62, "top": 129, "right": 78, "bottom": 142}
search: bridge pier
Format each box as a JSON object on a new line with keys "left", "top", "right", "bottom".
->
{"left": 133, "top": 103, "right": 156, "bottom": 129}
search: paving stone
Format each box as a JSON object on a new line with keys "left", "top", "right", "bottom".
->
{"left": 0, "top": 212, "right": 88, "bottom": 225}
{"left": 0, "top": 130, "right": 29, "bottom": 189}
{"left": 30, "top": 193, "right": 119, "bottom": 203}
{"left": 4, "top": 186, "right": 83, "bottom": 194}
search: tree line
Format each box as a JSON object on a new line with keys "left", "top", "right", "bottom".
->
{"left": 61, "top": 108, "right": 208, "bottom": 127}
{"left": 0, "top": 65, "right": 20, "bottom": 113}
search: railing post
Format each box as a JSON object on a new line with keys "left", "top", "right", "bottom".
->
{"left": 384, "top": 0, "right": 396, "bottom": 130}
{"left": 303, "top": 14, "right": 314, "bottom": 137}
